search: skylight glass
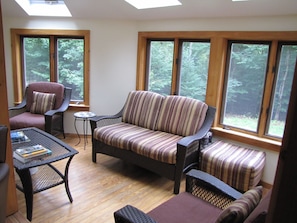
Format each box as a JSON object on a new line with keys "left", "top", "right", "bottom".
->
{"left": 125, "top": 0, "right": 182, "bottom": 9}
{"left": 15, "top": 0, "right": 72, "bottom": 17}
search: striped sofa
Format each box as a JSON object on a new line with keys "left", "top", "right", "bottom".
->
{"left": 90, "top": 91, "right": 216, "bottom": 194}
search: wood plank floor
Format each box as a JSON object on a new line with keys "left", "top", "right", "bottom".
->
{"left": 6, "top": 135, "right": 181, "bottom": 223}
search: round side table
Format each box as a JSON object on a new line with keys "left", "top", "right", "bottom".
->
{"left": 74, "top": 111, "right": 96, "bottom": 149}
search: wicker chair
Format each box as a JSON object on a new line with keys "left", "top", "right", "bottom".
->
{"left": 114, "top": 169, "right": 271, "bottom": 223}
{"left": 0, "top": 125, "right": 9, "bottom": 223}
{"left": 9, "top": 82, "right": 71, "bottom": 137}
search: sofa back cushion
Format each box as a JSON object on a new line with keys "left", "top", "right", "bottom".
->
{"left": 26, "top": 82, "right": 64, "bottom": 111}
{"left": 122, "top": 91, "right": 165, "bottom": 130}
{"left": 156, "top": 96, "right": 208, "bottom": 136}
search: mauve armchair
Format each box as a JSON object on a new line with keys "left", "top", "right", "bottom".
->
{"left": 0, "top": 125, "right": 9, "bottom": 223}
{"left": 9, "top": 82, "right": 71, "bottom": 137}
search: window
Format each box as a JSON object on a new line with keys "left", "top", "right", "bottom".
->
{"left": 147, "top": 40, "right": 174, "bottom": 95}
{"left": 267, "top": 43, "right": 297, "bottom": 137}
{"left": 146, "top": 39, "right": 210, "bottom": 101}
{"left": 221, "top": 41, "right": 297, "bottom": 139}
{"left": 221, "top": 42, "right": 270, "bottom": 133}
{"left": 178, "top": 40, "right": 210, "bottom": 101}
{"left": 11, "top": 29, "right": 90, "bottom": 108}
{"left": 137, "top": 31, "right": 297, "bottom": 151}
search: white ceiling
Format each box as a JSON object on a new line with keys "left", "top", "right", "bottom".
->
{"left": 2, "top": 0, "right": 297, "bottom": 20}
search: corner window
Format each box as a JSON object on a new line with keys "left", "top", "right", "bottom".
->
{"left": 11, "top": 29, "right": 90, "bottom": 108}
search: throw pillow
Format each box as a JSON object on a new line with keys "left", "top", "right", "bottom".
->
{"left": 215, "top": 186, "right": 263, "bottom": 223}
{"left": 30, "top": 91, "right": 56, "bottom": 114}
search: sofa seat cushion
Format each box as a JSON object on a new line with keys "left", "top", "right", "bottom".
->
{"left": 129, "top": 130, "right": 183, "bottom": 164}
{"left": 148, "top": 192, "right": 222, "bottom": 223}
{"left": 156, "top": 95, "right": 208, "bottom": 136}
{"left": 94, "top": 122, "right": 183, "bottom": 164}
{"left": 10, "top": 112, "right": 45, "bottom": 130}
{"left": 122, "top": 90, "right": 165, "bottom": 130}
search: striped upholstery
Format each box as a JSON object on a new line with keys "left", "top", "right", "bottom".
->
{"left": 122, "top": 91, "right": 164, "bottom": 130}
{"left": 30, "top": 91, "right": 56, "bottom": 114}
{"left": 93, "top": 122, "right": 182, "bottom": 164}
{"left": 156, "top": 96, "right": 208, "bottom": 136}
{"left": 94, "top": 91, "right": 210, "bottom": 164}
{"left": 129, "top": 131, "right": 182, "bottom": 164}
{"left": 200, "top": 141, "right": 266, "bottom": 192}
{"left": 216, "top": 186, "right": 262, "bottom": 223}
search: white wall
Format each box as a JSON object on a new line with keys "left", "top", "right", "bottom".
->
{"left": 3, "top": 15, "right": 297, "bottom": 185}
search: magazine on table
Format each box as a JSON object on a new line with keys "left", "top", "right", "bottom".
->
{"left": 13, "top": 144, "right": 52, "bottom": 163}
{"left": 11, "top": 131, "right": 30, "bottom": 143}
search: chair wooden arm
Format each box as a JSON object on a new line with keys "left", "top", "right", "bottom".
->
{"left": 186, "top": 169, "right": 243, "bottom": 200}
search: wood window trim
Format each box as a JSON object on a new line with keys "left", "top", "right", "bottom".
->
{"left": 136, "top": 31, "right": 297, "bottom": 152}
{"left": 10, "top": 28, "right": 90, "bottom": 110}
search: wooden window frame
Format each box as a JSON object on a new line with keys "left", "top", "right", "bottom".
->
{"left": 11, "top": 28, "right": 90, "bottom": 111}
{"left": 136, "top": 31, "right": 297, "bottom": 152}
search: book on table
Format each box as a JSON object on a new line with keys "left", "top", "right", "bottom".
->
{"left": 11, "top": 131, "right": 30, "bottom": 143}
{"left": 13, "top": 144, "right": 52, "bottom": 163}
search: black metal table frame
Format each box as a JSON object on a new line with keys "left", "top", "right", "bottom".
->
{"left": 74, "top": 111, "right": 96, "bottom": 149}
{"left": 12, "top": 127, "right": 78, "bottom": 221}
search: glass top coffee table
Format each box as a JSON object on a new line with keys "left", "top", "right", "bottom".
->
{"left": 11, "top": 127, "right": 79, "bottom": 221}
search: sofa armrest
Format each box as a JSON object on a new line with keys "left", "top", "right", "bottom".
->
{"left": 186, "top": 169, "right": 243, "bottom": 200}
{"left": 89, "top": 108, "right": 123, "bottom": 132}
{"left": 114, "top": 205, "right": 157, "bottom": 223}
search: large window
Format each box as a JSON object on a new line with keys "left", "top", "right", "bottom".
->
{"left": 146, "top": 39, "right": 210, "bottom": 101}
{"left": 221, "top": 42, "right": 270, "bottom": 133}
{"left": 137, "top": 31, "right": 297, "bottom": 151}
{"left": 11, "top": 29, "right": 90, "bottom": 108}
{"left": 221, "top": 41, "right": 297, "bottom": 139}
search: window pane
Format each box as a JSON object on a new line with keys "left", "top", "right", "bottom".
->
{"left": 147, "top": 40, "right": 174, "bottom": 95}
{"left": 267, "top": 44, "right": 297, "bottom": 137}
{"left": 179, "top": 41, "right": 210, "bottom": 101}
{"left": 221, "top": 43, "right": 269, "bottom": 132}
{"left": 23, "top": 37, "right": 50, "bottom": 85}
{"left": 57, "top": 38, "right": 84, "bottom": 102}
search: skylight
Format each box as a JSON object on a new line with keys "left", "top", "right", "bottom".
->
{"left": 125, "top": 0, "right": 182, "bottom": 9}
{"left": 15, "top": 0, "right": 72, "bottom": 17}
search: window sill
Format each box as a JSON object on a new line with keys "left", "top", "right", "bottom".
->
{"left": 211, "top": 127, "right": 281, "bottom": 152}
{"left": 68, "top": 103, "right": 90, "bottom": 112}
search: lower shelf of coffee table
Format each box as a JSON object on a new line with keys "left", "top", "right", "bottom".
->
{"left": 15, "top": 164, "right": 65, "bottom": 193}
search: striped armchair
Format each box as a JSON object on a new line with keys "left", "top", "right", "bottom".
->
{"left": 90, "top": 91, "right": 216, "bottom": 194}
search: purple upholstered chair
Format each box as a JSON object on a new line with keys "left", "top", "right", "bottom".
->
{"left": 9, "top": 82, "right": 71, "bottom": 137}
{"left": 0, "top": 125, "right": 9, "bottom": 223}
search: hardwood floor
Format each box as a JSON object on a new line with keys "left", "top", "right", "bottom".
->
{"left": 6, "top": 135, "right": 180, "bottom": 223}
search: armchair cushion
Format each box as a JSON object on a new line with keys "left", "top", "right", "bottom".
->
{"left": 216, "top": 186, "right": 262, "bottom": 223}
{"left": 30, "top": 91, "right": 56, "bottom": 114}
